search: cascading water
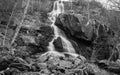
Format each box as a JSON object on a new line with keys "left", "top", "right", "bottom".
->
{"left": 48, "top": 0, "right": 75, "bottom": 53}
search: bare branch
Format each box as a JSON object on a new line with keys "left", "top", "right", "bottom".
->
{"left": 11, "top": 0, "right": 31, "bottom": 45}
{"left": 2, "top": 2, "right": 18, "bottom": 47}
{"left": 108, "top": 0, "right": 120, "bottom": 10}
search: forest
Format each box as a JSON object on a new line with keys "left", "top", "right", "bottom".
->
{"left": 0, "top": 0, "right": 120, "bottom": 75}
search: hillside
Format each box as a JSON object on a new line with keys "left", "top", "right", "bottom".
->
{"left": 0, "top": 0, "right": 120, "bottom": 75}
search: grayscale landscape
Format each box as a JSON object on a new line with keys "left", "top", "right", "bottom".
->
{"left": 0, "top": 0, "right": 120, "bottom": 75}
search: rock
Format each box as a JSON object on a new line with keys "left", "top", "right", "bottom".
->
{"left": 0, "top": 61, "right": 10, "bottom": 71}
{"left": 36, "top": 25, "right": 54, "bottom": 48}
{"left": 37, "top": 63, "right": 47, "bottom": 69}
{"left": 55, "top": 14, "right": 93, "bottom": 57}
{"left": 53, "top": 37, "right": 65, "bottom": 52}
{"left": 15, "top": 37, "right": 25, "bottom": 46}
{"left": 55, "top": 13, "right": 119, "bottom": 62}
{"left": 55, "top": 14, "right": 92, "bottom": 46}
{"left": 95, "top": 61, "right": 120, "bottom": 74}
{"left": 16, "top": 25, "right": 54, "bottom": 55}
{"left": 55, "top": 13, "right": 90, "bottom": 41}
{"left": 0, "top": 56, "right": 13, "bottom": 71}
{"left": 4, "top": 68, "right": 20, "bottom": 75}
{"left": 14, "top": 46, "right": 30, "bottom": 58}
{"left": 9, "top": 63, "right": 30, "bottom": 71}
{"left": 27, "top": 43, "right": 47, "bottom": 55}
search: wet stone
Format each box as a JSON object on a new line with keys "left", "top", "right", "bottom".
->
{"left": 53, "top": 37, "right": 65, "bottom": 52}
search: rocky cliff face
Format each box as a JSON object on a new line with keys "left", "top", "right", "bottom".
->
{"left": 55, "top": 13, "right": 119, "bottom": 61}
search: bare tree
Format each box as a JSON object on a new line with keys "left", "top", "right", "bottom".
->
{"left": 2, "top": 2, "right": 18, "bottom": 47}
{"left": 11, "top": 0, "right": 31, "bottom": 45}
{"left": 108, "top": 0, "right": 120, "bottom": 10}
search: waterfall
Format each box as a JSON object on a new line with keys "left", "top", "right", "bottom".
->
{"left": 47, "top": 0, "right": 75, "bottom": 53}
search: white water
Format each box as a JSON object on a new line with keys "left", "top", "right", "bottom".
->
{"left": 47, "top": 0, "right": 75, "bottom": 53}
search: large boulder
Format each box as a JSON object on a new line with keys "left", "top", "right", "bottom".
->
{"left": 55, "top": 13, "right": 94, "bottom": 59}
{"left": 27, "top": 25, "right": 54, "bottom": 54}
{"left": 55, "top": 13, "right": 119, "bottom": 61}
{"left": 13, "top": 25, "right": 54, "bottom": 56}
{"left": 55, "top": 14, "right": 93, "bottom": 45}
{"left": 55, "top": 14, "right": 89, "bottom": 40}
{"left": 53, "top": 37, "right": 65, "bottom": 52}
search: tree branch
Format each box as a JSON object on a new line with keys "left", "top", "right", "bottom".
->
{"left": 11, "top": 0, "right": 31, "bottom": 45}
{"left": 2, "top": 2, "right": 18, "bottom": 47}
